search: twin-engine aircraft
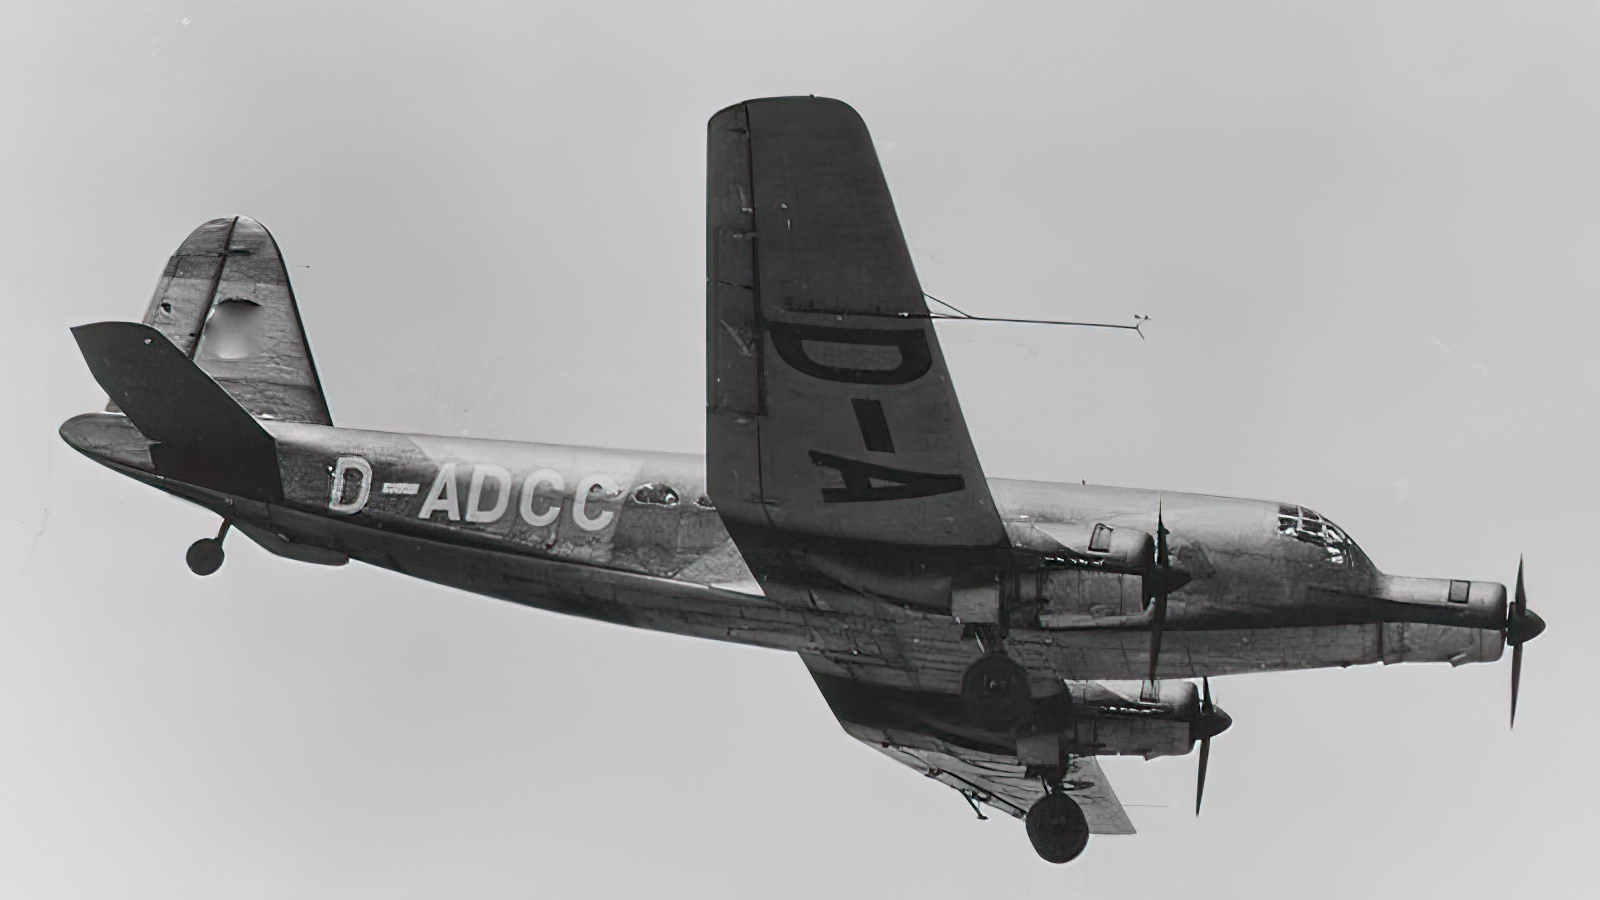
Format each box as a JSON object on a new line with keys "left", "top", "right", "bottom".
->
{"left": 63, "top": 97, "right": 1544, "bottom": 863}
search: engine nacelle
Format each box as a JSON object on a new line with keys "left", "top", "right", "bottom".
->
{"left": 1048, "top": 680, "right": 1227, "bottom": 761}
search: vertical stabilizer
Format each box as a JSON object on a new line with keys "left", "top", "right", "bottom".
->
{"left": 127, "top": 216, "right": 332, "bottom": 425}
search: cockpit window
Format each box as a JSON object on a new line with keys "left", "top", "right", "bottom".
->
{"left": 1277, "top": 505, "right": 1352, "bottom": 565}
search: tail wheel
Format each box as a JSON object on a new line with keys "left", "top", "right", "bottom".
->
{"left": 1025, "top": 792, "right": 1090, "bottom": 864}
{"left": 186, "top": 538, "right": 224, "bottom": 576}
{"left": 960, "top": 654, "right": 1032, "bottom": 731}
{"left": 185, "top": 520, "right": 231, "bottom": 576}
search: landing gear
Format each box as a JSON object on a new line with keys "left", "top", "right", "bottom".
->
{"left": 186, "top": 520, "right": 230, "bottom": 576}
{"left": 1026, "top": 790, "right": 1090, "bottom": 864}
{"left": 960, "top": 653, "right": 1032, "bottom": 731}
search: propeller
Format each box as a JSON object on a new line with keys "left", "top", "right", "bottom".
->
{"left": 1147, "top": 501, "right": 1170, "bottom": 684}
{"left": 1192, "top": 677, "right": 1232, "bottom": 815}
{"left": 1505, "top": 557, "right": 1546, "bottom": 728}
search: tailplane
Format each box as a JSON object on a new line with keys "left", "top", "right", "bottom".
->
{"left": 73, "top": 321, "right": 282, "bottom": 502}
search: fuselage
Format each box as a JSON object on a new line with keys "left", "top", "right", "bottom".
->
{"left": 61, "top": 411, "right": 1505, "bottom": 694}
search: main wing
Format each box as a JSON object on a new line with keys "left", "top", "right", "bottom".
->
{"left": 706, "top": 97, "right": 1008, "bottom": 603}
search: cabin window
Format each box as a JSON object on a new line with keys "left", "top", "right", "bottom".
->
{"left": 1276, "top": 505, "right": 1351, "bottom": 565}
{"left": 1448, "top": 580, "right": 1471, "bottom": 603}
{"left": 629, "top": 483, "right": 680, "bottom": 507}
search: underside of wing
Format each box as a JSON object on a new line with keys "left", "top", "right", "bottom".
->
{"left": 804, "top": 656, "right": 1136, "bottom": 833}
{"left": 858, "top": 726, "right": 1135, "bottom": 834}
{"left": 705, "top": 97, "right": 1008, "bottom": 606}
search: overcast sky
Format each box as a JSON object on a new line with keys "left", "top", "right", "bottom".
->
{"left": 2, "top": 2, "right": 1596, "bottom": 897}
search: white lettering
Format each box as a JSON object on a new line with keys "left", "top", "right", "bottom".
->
{"left": 519, "top": 468, "right": 564, "bottom": 527}
{"left": 328, "top": 456, "right": 372, "bottom": 516}
{"left": 419, "top": 463, "right": 461, "bottom": 520}
{"left": 382, "top": 482, "right": 419, "bottom": 496}
{"left": 572, "top": 474, "right": 620, "bottom": 532}
{"left": 466, "top": 464, "right": 512, "bottom": 523}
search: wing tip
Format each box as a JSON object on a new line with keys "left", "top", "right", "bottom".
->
{"left": 709, "top": 95, "right": 862, "bottom": 128}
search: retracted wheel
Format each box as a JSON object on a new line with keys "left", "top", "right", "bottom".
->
{"left": 960, "top": 653, "right": 1032, "bottom": 731}
{"left": 1025, "top": 791, "right": 1090, "bottom": 864}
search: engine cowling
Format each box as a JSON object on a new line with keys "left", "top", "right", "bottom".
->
{"left": 1064, "top": 680, "right": 1227, "bottom": 760}
{"left": 1008, "top": 520, "right": 1155, "bottom": 569}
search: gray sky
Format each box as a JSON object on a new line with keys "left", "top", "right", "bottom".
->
{"left": 2, "top": 2, "right": 1596, "bottom": 897}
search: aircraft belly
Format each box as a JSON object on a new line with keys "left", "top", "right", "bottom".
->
{"left": 1004, "top": 620, "right": 1494, "bottom": 679}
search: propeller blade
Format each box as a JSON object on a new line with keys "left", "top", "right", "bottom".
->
{"left": 1148, "top": 502, "right": 1169, "bottom": 683}
{"left": 1510, "top": 642, "right": 1523, "bottom": 729}
{"left": 1147, "top": 605, "right": 1166, "bottom": 682}
{"left": 1514, "top": 557, "right": 1526, "bottom": 618}
{"left": 1192, "top": 678, "right": 1230, "bottom": 814}
{"left": 1505, "top": 557, "right": 1542, "bottom": 728}
{"left": 1157, "top": 503, "right": 1169, "bottom": 570}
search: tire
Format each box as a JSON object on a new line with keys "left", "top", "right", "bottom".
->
{"left": 1026, "top": 792, "right": 1090, "bottom": 864}
{"left": 960, "top": 654, "right": 1032, "bottom": 731}
{"left": 186, "top": 538, "right": 224, "bottom": 576}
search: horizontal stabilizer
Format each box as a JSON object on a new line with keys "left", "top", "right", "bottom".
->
{"left": 72, "top": 321, "right": 282, "bottom": 501}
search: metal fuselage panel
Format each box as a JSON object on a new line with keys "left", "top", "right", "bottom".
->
{"left": 60, "top": 414, "right": 1503, "bottom": 690}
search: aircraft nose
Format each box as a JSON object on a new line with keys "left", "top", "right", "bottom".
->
{"left": 1376, "top": 575, "right": 1508, "bottom": 630}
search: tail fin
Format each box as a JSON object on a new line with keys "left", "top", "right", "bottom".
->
{"left": 128, "top": 216, "right": 331, "bottom": 425}
{"left": 73, "top": 322, "right": 282, "bottom": 502}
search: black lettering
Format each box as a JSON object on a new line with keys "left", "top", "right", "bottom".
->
{"left": 851, "top": 399, "right": 895, "bottom": 453}
{"left": 809, "top": 451, "right": 963, "bottom": 503}
{"left": 768, "top": 323, "right": 931, "bottom": 385}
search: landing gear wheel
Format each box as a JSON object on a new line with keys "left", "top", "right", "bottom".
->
{"left": 960, "top": 654, "right": 1032, "bottom": 731}
{"left": 186, "top": 520, "right": 231, "bottom": 576}
{"left": 186, "top": 538, "right": 225, "bottom": 576}
{"left": 1026, "top": 792, "right": 1090, "bottom": 864}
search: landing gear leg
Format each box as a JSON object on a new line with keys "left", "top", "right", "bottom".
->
{"left": 1026, "top": 778, "right": 1090, "bottom": 864}
{"left": 186, "top": 520, "right": 230, "bottom": 576}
